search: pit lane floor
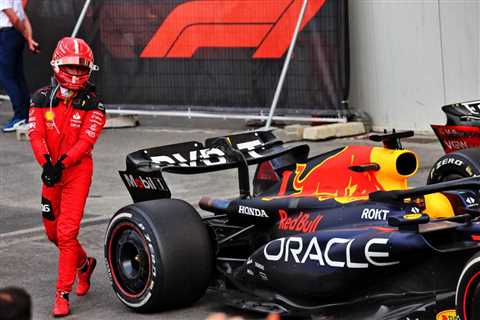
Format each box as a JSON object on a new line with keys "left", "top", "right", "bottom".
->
{"left": 0, "top": 109, "right": 444, "bottom": 319}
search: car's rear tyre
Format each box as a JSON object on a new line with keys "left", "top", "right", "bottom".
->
{"left": 104, "top": 199, "right": 213, "bottom": 313}
{"left": 456, "top": 252, "right": 480, "bottom": 320}
{"left": 427, "top": 148, "right": 480, "bottom": 184}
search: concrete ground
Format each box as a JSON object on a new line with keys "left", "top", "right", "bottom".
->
{"left": 0, "top": 103, "right": 445, "bottom": 320}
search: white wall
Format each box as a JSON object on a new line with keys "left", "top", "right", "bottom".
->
{"left": 349, "top": 0, "right": 480, "bottom": 131}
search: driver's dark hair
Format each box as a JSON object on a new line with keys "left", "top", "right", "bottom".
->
{"left": 0, "top": 287, "right": 32, "bottom": 320}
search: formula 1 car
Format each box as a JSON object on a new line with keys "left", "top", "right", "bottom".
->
{"left": 105, "top": 130, "right": 480, "bottom": 320}
{"left": 431, "top": 100, "right": 480, "bottom": 154}
{"left": 429, "top": 100, "right": 480, "bottom": 186}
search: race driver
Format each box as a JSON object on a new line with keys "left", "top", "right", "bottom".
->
{"left": 28, "top": 37, "right": 105, "bottom": 317}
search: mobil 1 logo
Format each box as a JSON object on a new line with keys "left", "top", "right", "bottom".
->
{"left": 121, "top": 173, "right": 167, "bottom": 191}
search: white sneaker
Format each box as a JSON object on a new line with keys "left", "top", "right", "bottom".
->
{"left": 15, "top": 122, "right": 29, "bottom": 131}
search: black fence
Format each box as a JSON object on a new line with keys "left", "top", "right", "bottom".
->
{"left": 25, "top": 0, "right": 349, "bottom": 116}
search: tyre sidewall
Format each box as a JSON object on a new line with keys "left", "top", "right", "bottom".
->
{"left": 456, "top": 253, "right": 480, "bottom": 320}
{"left": 104, "top": 208, "right": 162, "bottom": 312}
{"left": 428, "top": 150, "right": 480, "bottom": 184}
{"left": 105, "top": 199, "right": 214, "bottom": 313}
{"left": 134, "top": 199, "right": 213, "bottom": 308}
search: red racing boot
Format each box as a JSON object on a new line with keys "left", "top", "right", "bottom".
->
{"left": 53, "top": 291, "right": 70, "bottom": 317}
{"left": 76, "top": 257, "right": 97, "bottom": 296}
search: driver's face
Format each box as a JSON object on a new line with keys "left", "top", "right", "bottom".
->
{"left": 61, "top": 65, "right": 90, "bottom": 76}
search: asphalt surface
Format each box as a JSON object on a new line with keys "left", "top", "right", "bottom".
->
{"left": 0, "top": 103, "right": 445, "bottom": 320}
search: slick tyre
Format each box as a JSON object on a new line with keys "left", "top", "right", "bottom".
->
{"left": 104, "top": 199, "right": 213, "bottom": 313}
{"left": 456, "top": 252, "right": 480, "bottom": 320}
{"left": 427, "top": 148, "right": 480, "bottom": 184}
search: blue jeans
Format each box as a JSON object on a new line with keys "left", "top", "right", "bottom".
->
{"left": 0, "top": 28, "right": 29, "bottom": 120}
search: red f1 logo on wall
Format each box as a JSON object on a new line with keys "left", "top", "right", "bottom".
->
{"left": 141, "top": 0, "right": 326, "bottom": 59}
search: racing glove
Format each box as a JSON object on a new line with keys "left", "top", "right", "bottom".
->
{"left": 54, "top": 154, "right": 67, "bottom": 172}
{"left": 41, "top": 155, "right": 57, "bottom": 186}
{"left": 41, "top": 154, "right": 65, "bottom": 187}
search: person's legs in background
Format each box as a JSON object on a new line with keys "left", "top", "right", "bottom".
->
{"left": 15, "top": 38, "right": 30, "bottom": 121}
{"left": 0, "top": 29, "right": 29, "bottom": 132}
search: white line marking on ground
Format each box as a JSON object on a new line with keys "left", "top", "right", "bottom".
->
{"left": 0, "top": 216, "right": 109, "bottom": 239}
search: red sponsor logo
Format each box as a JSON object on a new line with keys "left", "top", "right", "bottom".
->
{"left": 123, "top": 174, "right": 163, "bottom": 191}
{"left": 278, "top": 209, "right": 322, "bottom": 233}
{"left": 431, "top": 124, "right": 480, "bottom": 153}
{"left": 141, "top": 0, "right": 326, "bottom": 59}
{"left": 134, "top": 177, "right": 145, "bottom": 188}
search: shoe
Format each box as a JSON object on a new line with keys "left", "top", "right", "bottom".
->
{"left": 2, "top": 117, "right": 26, "bottom": 132}
{"left": 76, "top": 257, "right": 96, "bottom": 296}
{"left": 53, "top": 291, "right": 70, "bottom": 317}
{"left": 15, "top": 122, "right": 29, "bottom": 131}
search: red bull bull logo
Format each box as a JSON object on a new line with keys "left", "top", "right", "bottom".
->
{"left": 289, "top": 146, "right": 383, "bottom": 199}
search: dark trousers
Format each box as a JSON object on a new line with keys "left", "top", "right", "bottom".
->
{"left": 0, "top": 28, "right": 29, "bottom": 120}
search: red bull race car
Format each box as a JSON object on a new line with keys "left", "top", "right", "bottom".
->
{"left": 105, "top": 130, "right": 480, "bottom": 320}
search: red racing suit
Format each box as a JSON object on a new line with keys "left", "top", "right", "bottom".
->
{"left": 28, "top": 83, "right": 106, "bottom": 293}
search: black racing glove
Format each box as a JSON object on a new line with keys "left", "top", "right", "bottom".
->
{"left": 54, "top": 154, "right": 66, "bottom": 172}
{"left": 41, "top": 154, "right": 65, "bottom": 187}
{"left": 41, "top": 155, "right": 57, "bottom": 187}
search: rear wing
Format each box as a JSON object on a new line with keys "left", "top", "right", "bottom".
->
{"left": 442, "top": 100, "right": 480, "bottom": 125}
{"left": 119, "top": 130, "right": 309, "bottom": 202}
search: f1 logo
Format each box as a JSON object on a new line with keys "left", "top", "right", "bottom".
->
{"left": 141, "top": 0, "right": 326, "bottom": 59}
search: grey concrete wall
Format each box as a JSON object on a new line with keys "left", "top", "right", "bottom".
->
{"left": 349, "top": 0, "right": 480, "bottom": 131}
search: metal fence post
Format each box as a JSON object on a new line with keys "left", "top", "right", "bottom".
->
{"left": 265, "top": 0, "right": 309, "bottom": 129}
{"left": 71, "top": 0, "right": 92, "bottom": 37}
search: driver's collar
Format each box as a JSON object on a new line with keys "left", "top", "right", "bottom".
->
{"left": 58, "top": 86, "right": 77, "bottom": 99}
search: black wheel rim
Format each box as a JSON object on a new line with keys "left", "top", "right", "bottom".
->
{"left": 108, "top": 222, "right": 152, "bottom": 298}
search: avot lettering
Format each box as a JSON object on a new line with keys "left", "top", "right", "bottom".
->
{"left": 237, "top": 140, "right": 262, "bottom": 158}
{"left": 361, "top": 208, "right": 389, "bottom": 220}
{"left": 239, "top": 205, "right": 268, "bottom": 218}
{"left": 264, "top": 237, "right": 399, "bottom": 268}
{"left": 149, "top": 138, "right": 264, "bottom": 167}
{"left": 150, "top": 147, "right": 226, "bottom": 167}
